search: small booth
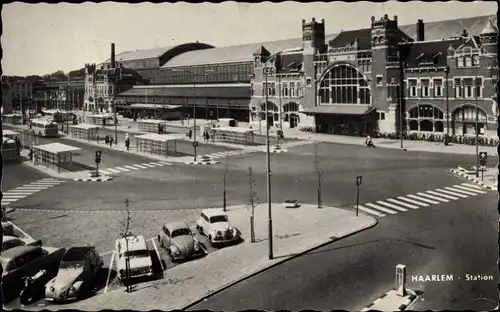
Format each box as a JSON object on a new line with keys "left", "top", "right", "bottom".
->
{"left": 136, "top": 133, "right": 184, "bottom": 157}
{"left": 2, "top": 137, "right": 19, "bottom": 162}
{"left": 33, "top": 143, "right": 81, "bottom": 173}
{"left": 69, "top": 124, "right": 99, "bottom": 141}
{"left": 138, "top": 119, "right": 167, "bottom": 134}
{"left": 86, "top": 114, "right": 114, "bottom": 126}
{"left": 211, "top": 127, "right": 255, "bottom": 146}
{"left": 3, "top": 114, "right": 22, "bottom": 125}
{"left": 3, "top": 130, "right": 20, "bottom": 140}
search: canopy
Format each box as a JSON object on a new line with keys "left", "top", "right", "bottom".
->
{"left": 213, "top": 126, "right": 254, "bottom": 134}
{"left": 135, "top": 133, "right": 185, "bottom": 142}
{"left": 70, "top": 123, "right": 99, "bottom": 130}
{"left": 302, "top": 104, "right": 375, "bottom": 115}
{"left": 130, "top": 104, "right": 182, "bottom": 110}
{"left": 34, "top": 143, "right": 81, "bottom": 154}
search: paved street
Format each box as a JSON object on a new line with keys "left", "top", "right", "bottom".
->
{"left": 189, "top": 191, "right": 498, "bottom": 311}
{"left": 2, "top": 161, "right": 49, "bottom": 191}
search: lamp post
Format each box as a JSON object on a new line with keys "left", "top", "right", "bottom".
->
{"left": 263, "top": 58, "right": 274, "bottom": 260}
{"left": 113, "top": 71, "right": 119, "bottom": 145}
{"left": 475, "top": 63, "right": 479, "bottom": 178}
{"left": 277, "top": 74, "right": 282, "bottom": 148}
{"left": 445, "top": 66, "right": 450, "bottom": 146}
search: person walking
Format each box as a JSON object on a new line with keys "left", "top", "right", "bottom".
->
{"left": 109, "top": 136, "right": 114, "bottom": 148}
{"left": 125, "top": 137, "right": 130, "bottom": 151}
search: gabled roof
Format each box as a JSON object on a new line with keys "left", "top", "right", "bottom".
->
{"left": 277, "top": 53, "right": 303, "bottom": 73}
{"left": 253, "top": 45, "right": 271, "bottom": 57}
{"left": 329, "top": 28, "right": 372, "bottom": 50}
{"left": 401, "top": 38, "right": 464, "bottom": 68}
{"left": 480, "top": 18, "right": 498, "bottom": 35}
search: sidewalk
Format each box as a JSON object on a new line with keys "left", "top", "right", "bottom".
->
{"left": 450, "top": 166, "right": 498, "bottom": 190}
{"left": 361, "top": 289, "right": 418, "bottom": 311}
{"left": 42, "top": 203, "right": 377, "bottom": 311}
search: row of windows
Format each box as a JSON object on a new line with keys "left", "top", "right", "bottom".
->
{"left": 455, "top": 54, "right": 480, "bottom": 68}
{"left": 407, "top": 104, "right": 487, "bottom": 121}
{"left": 407, "top": 77, "right": 483, "bottom": 98}
{"left": 85, "top": 85, "right": 113, "bottom": 96}
{"left": 260, "top": 82, "right": 304, "bottom": 97}
{"left": 319, "top": 65, "right": 371, "bottom": 104}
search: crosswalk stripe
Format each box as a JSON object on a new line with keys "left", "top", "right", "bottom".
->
{"left": 434, "top": 188, "right": 468, "bottom": 198}
{"left": 115, "top": 166, "right": 130, "bottom": 172}
{"left": 386, "top": 198, "right": 420, "bottom": 209}
{"left": 158, "top": 162, "right": 172, "bottom": 166}
{"left": 1, "top": 199, "right": 19, "bottom": 203}
{"left": 461, "top": 183, "right": 484, "bottom": 190}
{"left": 365, "top": 203, "right": 398, "bottom": 214}
{"left": 397, "top": 196, "right": 429, "bottom": 207}
{"left": 142, "top": 163, "right": 155, "bottom": 168}
{"left": 3, "top": 192, "right": 34, "bottom": 196}
{"left": 453, "top": 185, "right": 486, "bottom": 194}
{"left": 133, "top": 164, "right": 148, "bottom": 169}
{"left": 356, "top": 205, "right": 386, "bottom": 217}
{"left": 29, "top": 182, "right": 61, "bottom": 186}
{"left": 406, "top": 194, "right": 440, "bottom": 205}
{"left": 15, "top": 187, "right": 48, "bottom": 191}
{"left": 418, "top": 192, "right": 448, "bottom": 202}
{"left": 376, "top": 200, "right": 408, "bottom": 212}
{"left": 98, "top": 169, "right": 112, "bottom": 175}
{"left": 149, "top": 162, "right": 165, "bottom": 167}
{"left": 123, "top": 165, "right": 139, "bottom": 170}
{"left": 41, "top": 179, "right": 65, "bottom": 183}
{"left": 2, "top": 195, "right": 28, "bottom": 199}
{"left": 445, "top": 186, "right": 478, "bottom": 196}
{"left": 426, "top": 190, "right": 459, "bottom": 200}
{"left": 106, "top": 168, "right": 122, "bottom": 174}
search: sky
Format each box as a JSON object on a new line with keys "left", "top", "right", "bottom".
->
{"left": 1, "top": 1, "right": 497, "bottom": 76}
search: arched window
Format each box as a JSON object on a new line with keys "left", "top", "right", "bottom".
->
{"left": 318, "top": 64, "right": 371, "bottom": 105}
{"left": 260, "top": 102, "right": 278, "bottom": 112}
{"left": 406, "top": 104, "right": 445, "bottom": 133}
{"left": 284, "top": 102, "right": 299, "bottom": 112}
{"left": 451, "top": 106, "right": 487, "bottom": 122}
{"left": 451, "top": 105, "right": 487, "bottom": 136}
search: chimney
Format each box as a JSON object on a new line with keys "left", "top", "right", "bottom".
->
{"left": 111, "top": 43, "right": 116, "bottom": 68}
{"left": 417, "top": 19, "right": 425, "bottom": 41}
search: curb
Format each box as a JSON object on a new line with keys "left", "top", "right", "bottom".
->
{"left": 271, "top": 149, "right": 288, "bottom": 153}
{"left": 450, "top": 169, "right": 496, "bottom": 190}
{"left": 73, "top": 176, "right": 114, "bottom": 182}
{"left": 184, "top": 160, "right": 219, "bottom": 165}
{"left": 361, "top": 289, "right": 417, "bottom": 311}
{"left": 181, "top": 217, "right": 378, "bottom": 310}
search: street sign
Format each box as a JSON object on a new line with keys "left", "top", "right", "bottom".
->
{"left": 193, "top": 141, "right": 199, "bottom": 147}
{"left": 356, "top": 176, "right": 363, "bottom": 186}
{"left": 96, "top": 151, "right": 102, "bottom": 158}
{"left": 479, "top": 152, "right": 487, "bottom": 166}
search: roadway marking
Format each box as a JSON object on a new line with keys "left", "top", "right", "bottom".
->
{"left": 115, "top": 166, "right": 130, "bottom": 172}
{"left": 454, "top": 185, "right": 486, "bottom": 194}
{"left": 365, "top": 203, "right": 398, "bottom": 214}
{"left": 396, "top": 196, "right": 429, "bottom": 207}
{"left": 142, "top": 163, "right": 156, "bottom": 168}
{"left": 99, "top": 169, "right": 112, "bottom": 175}
{"left": 149, "top": 162, "right": 165, "bottom": 167}
{"left": 434, "top": 188, "right": 468, "bottom": 198}
{"left": 132, "top": 164, "right": 148, "bottom": 169}
{"left": 124, "top": 165, "right": 139, "bottom": 170}
{"left": 417, "top": 192, "right": 448, "bottom": 203}
{"left": 8, "top": 221, "right": 34, "bottom": 240}
{"left": 356, "top": 205, "right": 386, "bottom": 217}
{"left": 104, "top": 251, "right": 116, "bottom": 294}
{"left": 106, "top": 168, "right": 122, "bottom": 174}
{"left": 386, "top": 198, "right": 420, "bottom": 209}
{"left": 2, "top": 195, "right": 28, "bottom": 199}
{"left": 158, "top": 162, "right": 172, "bottom": 166}
{"left": 406, "top": 194, "right": 440, "bottom": 205}
{"left": 461, "top": 183, "right": 484, "bottom": 189}
{"left": 426, "top": 190, "right": 458, "bottom": 201}
{"left": 376, "top": 200, "right": 408, "bottom": 212}
{"left": 445, "top": 186, "right": 478, "bottom": 196}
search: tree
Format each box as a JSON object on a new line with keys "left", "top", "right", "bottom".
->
{"left": 119, "top": 198, "right": 133, "bottom": 292}
{"left": 223, "top": 154, "right": 228, "bottom": 212}
{"left": 247, "top": 166, "right": 259, "bottom": 243}
{"left": 313, "top": 142, "right": 324, "bottom": 209}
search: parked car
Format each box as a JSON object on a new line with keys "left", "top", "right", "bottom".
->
{"left": 158, "top": 222, "right": 205, "bottom": 261}
{"left": 1, "top": 245, "right": 65, "bottom": 302}
{"left": 45, "top": 246, "right": 103, "bottom": 302}
{"left": 3, "top": 235, "right": 42, "bottom": 251}
{"left": 115, "top": 236, "right": 154, "bottom": 282}
{"left": 196, "top": 209, "right": 241, "bottom": 247}
{"left": 284, "top": 199, "right": 300, "bottom": 208}
{"left": 2, "top": 220, "right": 14, "bottom": 236}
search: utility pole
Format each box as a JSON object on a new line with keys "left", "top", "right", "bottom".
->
{"left": 475, "top": 63, "right": 479, "bottom": 178}
{"left": 223, "top": 154, "right": 228, "bottom": 212}
{"left": 445, "top": 66, "right": 450, "bottom": 145}
{"left": 313, "top": 142, "right": 323, "bottom": 209}
{"left": 122, "top": 198, "right": 132, "bottom": 293}
{"left": 264, "top": 61, "right": 273, "bottom": 260}
{"left": 278, "top": 74, "right": 282, "bottom": 148}
{"left": 114, "top": 71, "right": 118, "bottom": 145}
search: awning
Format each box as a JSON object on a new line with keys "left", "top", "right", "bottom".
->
{"left": 117, "top": 86, "right": 251, "bottom": 99}
{"left": 129, "top": 104, "right": 182, "bottom": 110}
{"left": 302, "top": 105, "right": 375, "bottom": 115}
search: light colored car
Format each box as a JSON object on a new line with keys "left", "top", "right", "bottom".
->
{"left": 196, "top": 209, "right": 240, "bottom": 246}
{"left": 157, "top": 222, "right": 204, "bottom": 261}
{"left": 45, "top": 246, "right": 103, "bottom": 302}
{"left": 3, "top": 235, "right": 42, "bottom": 251}
{"left": 115, "top": 235, "right": 153, "bottom": 282}
{"left": 284, "top": 199, "right": 300, "bottom": 208}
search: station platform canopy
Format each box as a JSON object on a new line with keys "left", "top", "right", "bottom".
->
{"left": 302, "top": 105, "right": 375, "bottom": 116}
{"left": 135, "top": 133, "right": 185, "bottom": 142}
{"left": 130, "top": 104, "right": 182, "bottom": 110}
{"left": 117, "top": 85, "right": 251, "bottom": 99}
{"left": 35, "top": 143, "right": 81, "bottom": 154}
{"left": 213, "top": 126, "right": 254, "bottom": 134}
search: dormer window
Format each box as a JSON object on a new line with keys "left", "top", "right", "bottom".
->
{"left": 465, "top": 56, "right": 472, "bottom": 67}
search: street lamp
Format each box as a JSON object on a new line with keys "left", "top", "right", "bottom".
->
{"left": 263, "top": 56, "right": 274, "bottom": 260}
{"left": 445, "top": 66, "right": 450, "bottom": 146}
{"left": 172, "top": 69, "right": 198, "bottom": 161}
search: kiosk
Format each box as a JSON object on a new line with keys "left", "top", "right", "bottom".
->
{"left": 69, "top": 124, "right": 99, "bottom": 141}
{"left": 211, "top": 127, "right": 255, "bottom": 146}
{"left": 3, "top": 114, "right": 22, "bottom": 125}
{"left": 138, "top": 120, "right": 167, "bottom": 134}
{"left": 86, "top": 114, "right": 114, "bottom": 126}
{"left": 33, "top": 143, "right": 81, "bottom": 173}
{"left": 2, "top": 137, "right": 20, "bottom": 162}
{"left": 135, "top": 133, "right": 184, "bottom": 157}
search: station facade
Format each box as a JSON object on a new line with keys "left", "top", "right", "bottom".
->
{"left": 89, "top": 14, "right": 498, "bottom": 137}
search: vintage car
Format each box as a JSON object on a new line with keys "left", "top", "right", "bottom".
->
{"left": 1, "top": 245, "right": 65, "bottom": 303}
{"left": 158, "top": 222, "right": 205, "bottom": 261}
{"left": 284, "top": 199, "right": 300, "bottom": 208}
{"left": 3, "top": 235, "right": 42, "bottom": 251}
{"left": 115, "top": 235, "right": 153, "bottom": 282}
{"left": 45, "top": 246, "right": 103, "bottom": 302}
{"left": 196, "top": 209, "right": 240, "bottom": 246}
{"left": 2, "top": 220, "right": 14, "bottom": 236}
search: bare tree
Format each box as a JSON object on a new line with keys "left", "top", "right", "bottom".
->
{"left": 248, "top": 166, "right": 259, "bottom": 243}
{"left": 120, "top": 198, "right": 133, "bottom": 292}
{"left": 313, "top": 142, "right": 324, "bottom": 209}
{"left": 223, "top": 154, "right": 228, "bottom": 212}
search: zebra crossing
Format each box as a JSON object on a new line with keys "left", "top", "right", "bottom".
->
{"left": 97, "top": 161, "right": 173, "bottom": 175}
{"left": 356, "top": 183, "right": 488, "bottom": 218}
{"left": 202, "top": 149, "right": 259, "bottom": 159}
{"left": 1, "top": 178, "right": 66, "bottom": 206}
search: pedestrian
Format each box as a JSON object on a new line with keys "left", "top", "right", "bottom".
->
{"left": 15, "top": 136, "right": 21, "bottom": 156}
{"left": 109, "top": 136, "right": 114, "bottom": 148}
{"left": 125, "top": 137, "right": 130, "bottom": 151}
{"left": 105, "top": 134, "right": 110, "bottom": 144}
{"left": 188, "top": 129, "right": 192, "bottom": 140}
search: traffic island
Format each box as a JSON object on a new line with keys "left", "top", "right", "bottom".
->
{"left": 450, "top": 168, "right": 497, "bottom": 190}
{"left": 361, "top": 289, "right": 418, "bottom": 311}
{"left": 73, "top": 176, "right": 114, "bottom": 182}
{"left": 184, "top": 156, "right": 219, "bottom": 165}
{"left": 271, "top": 146, "right": 288, "bottom": 153}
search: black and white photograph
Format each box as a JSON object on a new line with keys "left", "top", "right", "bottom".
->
{"left": 0, "top": 1, "right": 498, "bottom": 311}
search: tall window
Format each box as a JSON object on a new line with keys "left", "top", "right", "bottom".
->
{"left": 454, "top": 78, "right": 463, "bottom": 97}
{"left": 407, "top": 104, "right": 445, "bottom": 132}
{"left": 408, "top": 79, "right": 417, "bottom": 97}
{"left": 433, "top": 78, "right": 443, "bottom": 97}
{"left": 463, "top": 78, "right": 473, "bottom": 98}
{"left": 465, "top": 56, "right": 472, "bottom": 67}
{"left": 290, "top": 82, "right": 296, "bottom": 97}
{"left": 297, "top": 81, "right": 303, "bottom": 97}
{"left": 421, "top": 79, "right": 430, "bottom": 97}
{"left": 457, "top": 57, "right": 465, "bottom": 67}
{"left": 283, "top": 82, "right": 289, "bottom": 97}
{"left": 318, "top": 64, "right": 371, "bottom": 105}
{"left": 475, "top": 78, "right": 482, "bottom": 98}
{"left": 271, "top": 83, "right": 276, "bottom": 96}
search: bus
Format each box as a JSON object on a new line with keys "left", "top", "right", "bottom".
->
{"left": 2, "top": 137, "right": 20, "bottom": 162}
{"left": 41, "top": 109, "right": 75, "bottom": 123}
{"left": 31, "top": 119, "right": 59, "bottom": 137}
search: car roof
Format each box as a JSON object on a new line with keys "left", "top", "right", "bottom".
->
{"left": 0, "top": 245, "right": 40, "bottom": 260}
{"left": 117, "top": 235, "right": 147, "bottom": 251}
{"left": 62, "top": 246, "right": 95, "bottom": 262}
{"left": 202, "top": 209, "right": 228, "bottom": 218}
{"left": 3, "top": 235, "right": 19, "bottom": 242}
{"left": 165, "top": 221, "right": 190, "bottom": 232}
